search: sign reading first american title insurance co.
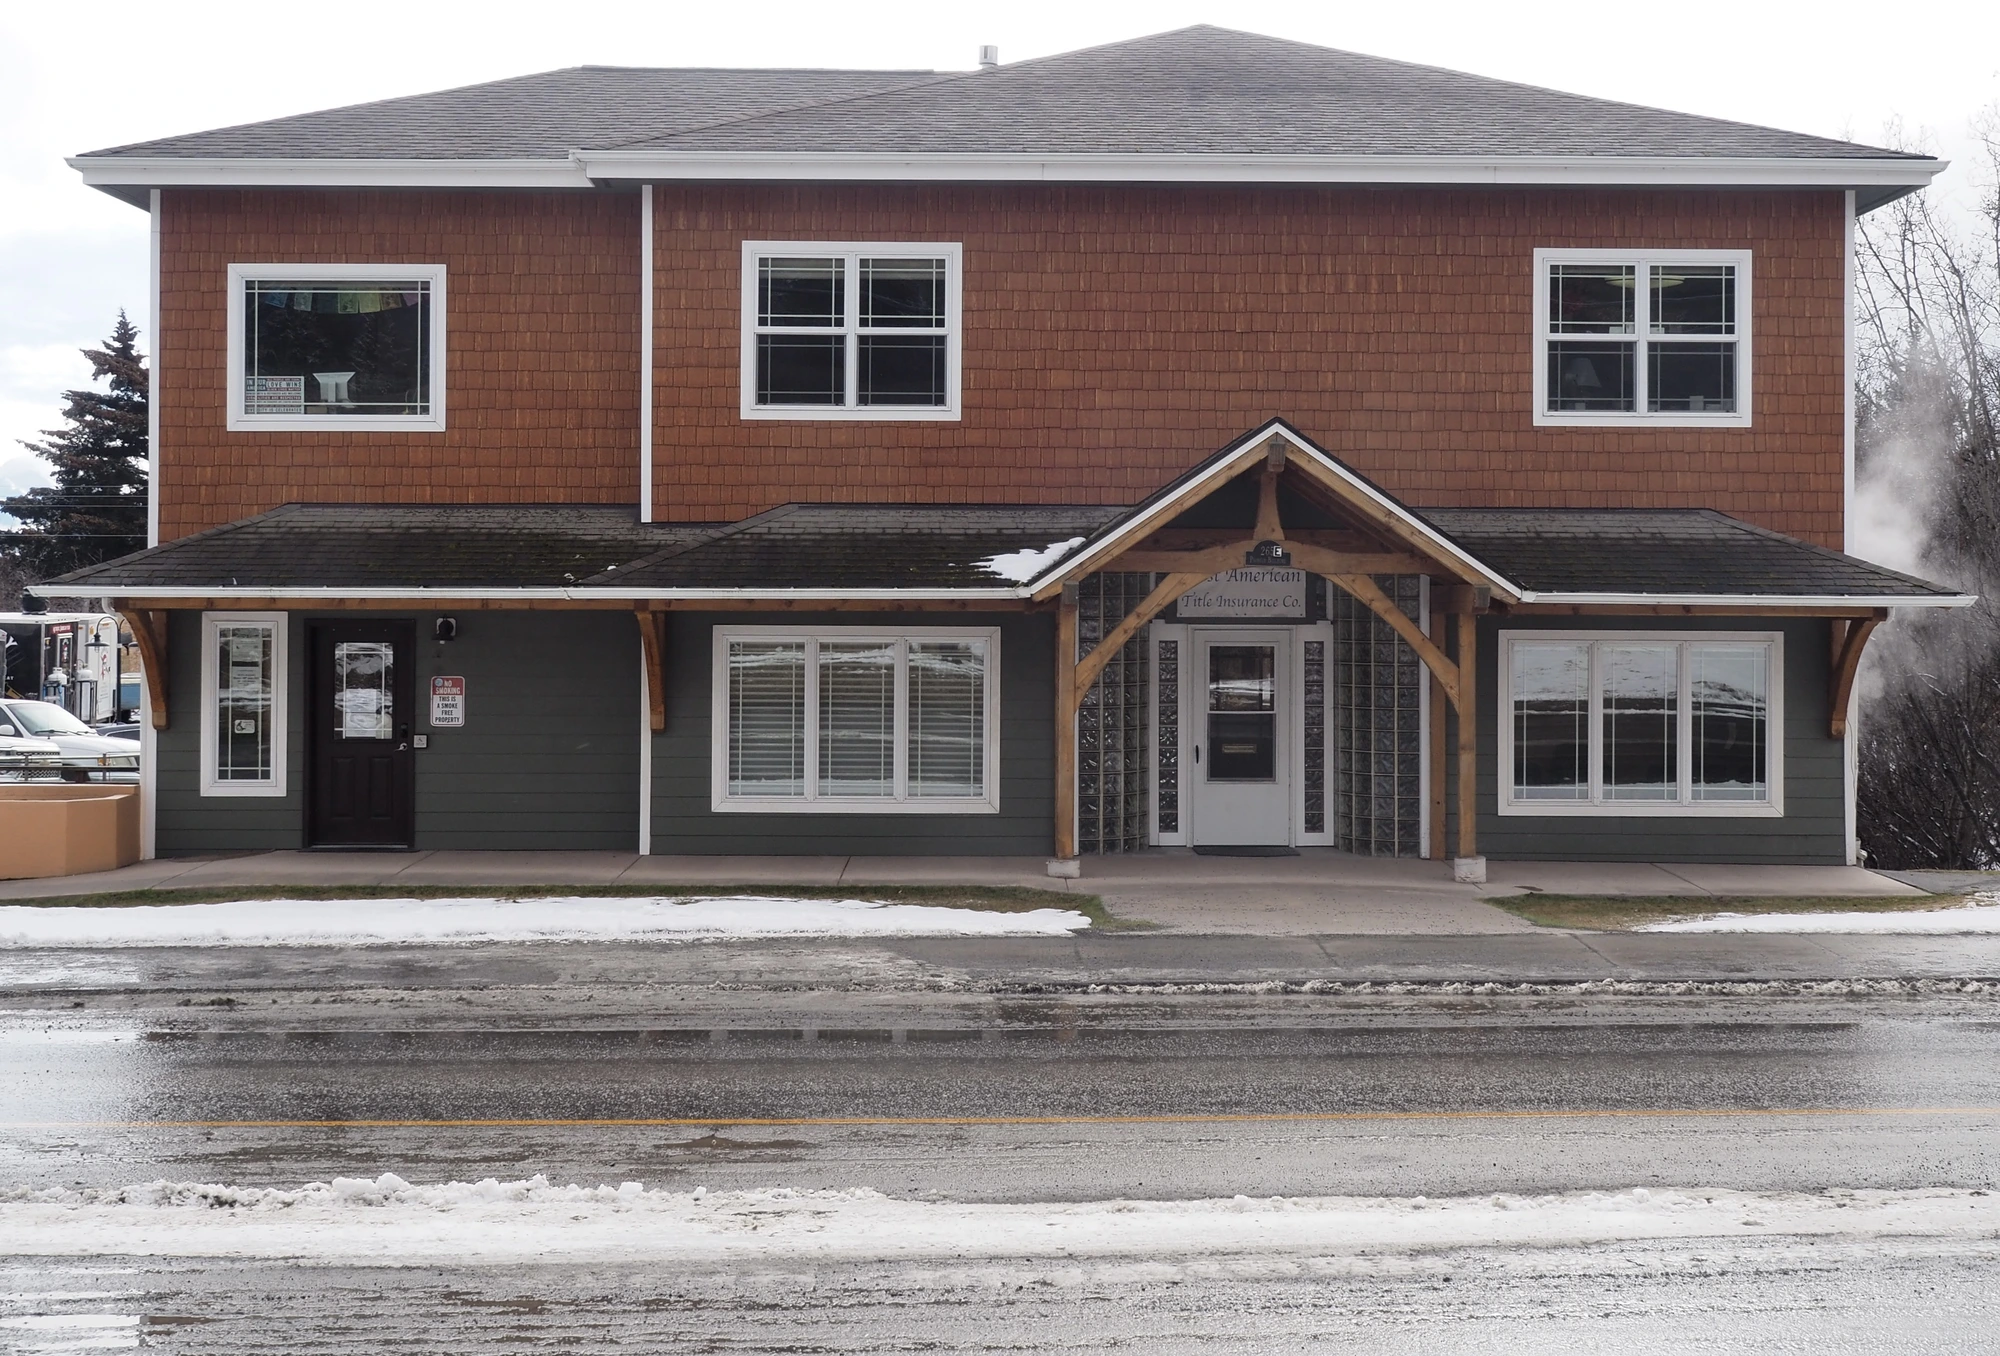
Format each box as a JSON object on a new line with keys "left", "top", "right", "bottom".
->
{"left": 1173, "top": 568, "right": 1309, "bottom": 620}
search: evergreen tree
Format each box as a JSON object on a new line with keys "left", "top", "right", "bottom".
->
{"left": 1, "top": 312, "right": 150, "bottom": 579}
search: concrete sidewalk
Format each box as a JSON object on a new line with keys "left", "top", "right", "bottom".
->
{"left": 0, "top": 848, "right": 1936, "bottom": 937}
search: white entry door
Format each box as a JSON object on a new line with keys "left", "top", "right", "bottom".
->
{"left": 1188, "top": 629, "right": 1292, "bottom": 847}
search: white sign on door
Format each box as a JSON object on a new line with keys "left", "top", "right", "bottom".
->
{"left": 429, "top": 675, "right": 465, "bottom": 728}
{"left": 1175, "top": 568, "right": 1308, "bottom": 620}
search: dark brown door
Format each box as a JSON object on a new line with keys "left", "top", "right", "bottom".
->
{"left": 308, "top": 622, "right": 415, "bottom": 847}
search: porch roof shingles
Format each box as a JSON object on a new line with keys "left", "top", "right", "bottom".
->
{"left": 1416, "top": 509, "right": 1960, "bottom": 601}
{"left": 42, "top": 503, "right": 1960, "bottom": 605}
{"left": 45, "top": 504, "right": 718, "bottom": 592}
{"left": 581, "top": 505, "right": 1125, "bottom": 591}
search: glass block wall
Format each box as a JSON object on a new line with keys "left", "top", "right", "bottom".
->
{"left": 1331, "top": 576, "right": 1424, "bottom": 856}
{"left": 1156, "top": 637, "right": 1181, "bottom": 836}
{"left": 1076, "top": 572, "right": 1155, "bottom": 853}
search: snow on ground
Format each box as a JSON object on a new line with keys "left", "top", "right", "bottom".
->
{"left": 1641, "top": 894, "right": 2000, "bottom": 934}
{"left": 2, "top": 1175, "right": 1994, "bottom": 1265}
{"left": 978, "top": 536, "right": 1085, "bottom": 582}
{"left": 0, "top": 896, "right": 1093, "bottom": 948}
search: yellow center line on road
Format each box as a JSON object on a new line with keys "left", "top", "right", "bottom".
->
{"left": 5, "top": 1106, "right": 1999, "bottom": 1131}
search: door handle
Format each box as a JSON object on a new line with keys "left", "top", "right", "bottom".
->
{"left": 1194, "top": 745, "right": 1200, "bottom": 765}
{"left": 396, "top": 723, "right": 411, "bottom": 751}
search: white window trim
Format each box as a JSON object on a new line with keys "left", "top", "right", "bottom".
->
{"left": 738, "top": 241, "right": 962, "bottom": 421}
{"left": 1532, "top": 248, "right": 1752, "bottom": 429}
{"left": 226, "top": 262, "right": 448, "bottom": 432}
{"left": 199, "top": 611, "right": 288, "bottom": 797}
{"left": 1497, "top": 630, "right": 1784, "bottom": 818}
{"left": 710, "top": 625, "right": 999, "bottom": 813}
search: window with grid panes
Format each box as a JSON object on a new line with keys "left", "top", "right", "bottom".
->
{"left": 742, "top": 244, "right": 960, "bottom": 419}
{"left": 1535, "top": 250, "right": 1750, "bottom": 425}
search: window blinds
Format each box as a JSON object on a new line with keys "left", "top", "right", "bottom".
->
{"left": 724, "top": 634, "right": 990, "bottom": 805}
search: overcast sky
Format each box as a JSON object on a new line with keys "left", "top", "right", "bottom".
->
{"left": 2, "top": 0, "right": 1995, "bottom": 509}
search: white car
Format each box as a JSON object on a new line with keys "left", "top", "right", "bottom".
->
{"left": 0, "top": 700, "right": 140, "bottom": 782}
{"left": 0, "top": 731, "right": 66, "bottom": 781}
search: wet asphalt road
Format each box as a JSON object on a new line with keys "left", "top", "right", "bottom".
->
{"left": 6, "top": 1007, "right": 2000, "bottom": 1197}
{"left": 5, "top": 968, "right": 2000, "bottom": 1350}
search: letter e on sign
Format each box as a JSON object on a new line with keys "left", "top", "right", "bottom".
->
{"left": 430, "top": 676, "right": 466, "bottom": 728}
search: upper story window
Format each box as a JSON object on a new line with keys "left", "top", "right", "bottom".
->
{"left": 1532, "top": 249, "right": 1751, "bottom": 428}
{"left": 740, "top": 242, "right": 962, "bottom": 421}
{"left": 226, "top": 263, "right": 447, "bottom": 432}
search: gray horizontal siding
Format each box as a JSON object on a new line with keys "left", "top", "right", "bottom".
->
{"left": 411, "top": 611, "right": 639, "bottom": 850}
{"left": 1467, "top": 615, "right": 1847, "bottom": 865}
{"left": 650, "top": 612, "right": 1055, "bottom": 856}
{"left": 155, "top": 609, "right": 640, "bottom": 855}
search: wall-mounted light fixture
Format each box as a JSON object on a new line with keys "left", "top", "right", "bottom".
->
{"left": 434, "top": 617, "right": 458, "bottom": 643}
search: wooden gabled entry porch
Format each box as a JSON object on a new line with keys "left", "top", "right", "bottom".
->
{"left": 1035, "top": 422, "right": 1519, "bottom": 880}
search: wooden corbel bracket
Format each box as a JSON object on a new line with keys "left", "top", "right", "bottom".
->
{"left": 1829, "top": 610, "right": 1888, "bottom": 738}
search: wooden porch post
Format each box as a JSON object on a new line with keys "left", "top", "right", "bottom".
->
{"left": 1053, "top": 588, "right": 1079, "bottom": 867}
{"left": 1454, "top": 608, "right": 1480, "bottom": 875}
{"left": 1428, "top": 603, "right": 1447, "bottom": 861}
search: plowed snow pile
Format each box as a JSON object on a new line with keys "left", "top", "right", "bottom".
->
{"left": 0, "top": 896, "right": 1092, "bottom": 947}
{"left": 3, "top": 1176, "right": 1995, "bottom": 1264}
{"left": 1640, "top": 894, "right": 2000, "bottom": 934}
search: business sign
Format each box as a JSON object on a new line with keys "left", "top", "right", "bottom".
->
{"left": 429, "top": 675, "right": 465, "bottom": 728}
{"left": 246, "top": 375, "right": 305, "bottom": 414}
{"left": 1174, "top": 568, "right": 1309, "bottom": 620}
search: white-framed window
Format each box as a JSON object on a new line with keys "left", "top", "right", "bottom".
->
{"left": 739, "top": 242, "right": 962, "bottom": 420}
{"left": 711, "top": 626, "right": 998, "bottom": 812}
{"left": 1499, "top": 631, "right": 1783, "bottom": 816}
{"left": 1532, "top": 248, "right": 1751, "bottom": 427}
{"left": 226, "top": 263, "right": 447, "bottom": 431}
{"left": 200, "top": 612, "right": 288, "bottom": 796}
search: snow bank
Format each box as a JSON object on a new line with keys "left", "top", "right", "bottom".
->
{"left": 1641, "top": 894, "right": 2000, "bottom": 934}
{"left": 3, "top": 1175, "right": 1994, "bottom": 1265}
{"left": 978, "top": 536, "right": 1085, "bottom": 583}
{"left": 0, "top": 895, "right": 1093, "bottom": 948}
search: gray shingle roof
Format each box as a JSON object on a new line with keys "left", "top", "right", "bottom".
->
{"left": 81, "top": 68, "right": 933, "bottom": 160}
{"left": 582, "top": 504, "right": 1123, "bottom": 590}
{"left": 81, "top": 27, "right": 1914, "bottom": 165}
{"left": 1416, "top": 509, "right": 1961, "bottom": 600}
{"left": 618, "top": 28, "right": 1909, "bottom": 161}
{"left": 42, "top": 500, "right": 1962, "bottom": 604}
{"left": 46, "top": 504, "right": 718, "bottom": 590}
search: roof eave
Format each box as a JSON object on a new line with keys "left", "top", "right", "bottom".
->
{"left": 67, "top": 155, "right": 595, "bottom": 207}
{"left": 68, "top": 151, "right": 1946, "bottom": 205}
{"left": 574, "top": 150, "right": 1948, "bottom": 192}
{"left": 26, "top": 583, "right": 1030, "bottom": 601}
{"left": 1518, "top": 591, "right": 1978, "bottom": 608}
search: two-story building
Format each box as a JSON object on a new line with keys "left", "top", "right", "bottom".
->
{"left": 42, "top": 26, "right": 1971, "bottom": 877}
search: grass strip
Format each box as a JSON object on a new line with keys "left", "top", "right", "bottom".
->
{"left": 0, "top": 882, "right": 1124, "bottom": 929}
{"left": 1493, "top": 892, "right": 1977, "bottom": 932}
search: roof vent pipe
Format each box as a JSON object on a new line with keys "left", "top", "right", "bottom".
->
{"left": 978, "top": 45, "right": 999, "bottom": 70}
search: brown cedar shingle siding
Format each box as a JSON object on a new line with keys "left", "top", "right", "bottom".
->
{"left": 157, "top": 189, "right": 642, "bottom": 542}
{"left": 652, "top": 184, "right": 1846, "bottom": 546}
{"left": 154, "top": 183, "right": 1846, "bottom": 549}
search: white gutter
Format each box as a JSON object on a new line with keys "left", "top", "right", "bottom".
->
{"left": 70, "top": 151, "right": 1943, "bottom": 195}
{"left": 41, "top": 584, "right": 1025, "bottom": 602}
{"left": 572, "top": 150, "right": 1946, "bottom": 190}
{"left": 37, "top": 582, "right": 1972, "bottom": 608}
{"left": 1517, "top": 591, "right": 1977, "bottom": 608}
{"left": 69, "top": 156, "right": 595, "bottom": 191}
